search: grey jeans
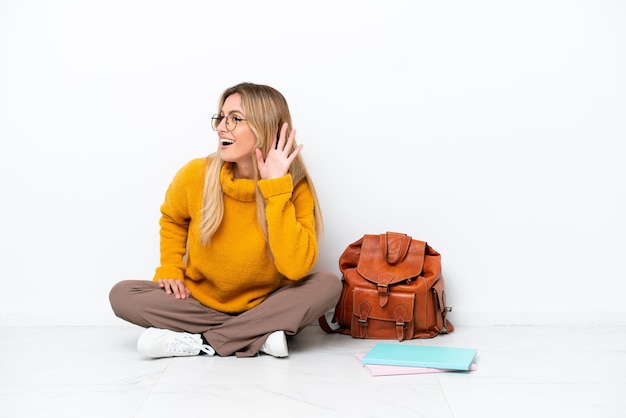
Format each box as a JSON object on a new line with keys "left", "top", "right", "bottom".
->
{"left": 109, "top": 271, "right": 342, "bottom": 357}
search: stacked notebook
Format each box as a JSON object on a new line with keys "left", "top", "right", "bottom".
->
{"left": 357, "top": 343, "right": 478, "bottom": 377}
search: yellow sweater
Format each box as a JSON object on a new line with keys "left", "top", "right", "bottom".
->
{"left": 153, "top": 157, "right": 318, "bottom": 313}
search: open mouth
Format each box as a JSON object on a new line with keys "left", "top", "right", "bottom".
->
{"left": 220, "top": 139, "right": 234, "bottom": 146}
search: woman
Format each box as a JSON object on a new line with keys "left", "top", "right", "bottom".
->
{"left": 109, "top": 82, "right": 341, "bottom": 358}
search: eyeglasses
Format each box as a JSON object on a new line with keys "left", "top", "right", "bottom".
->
{"left": 211, "top": 114, "right": 247, "bottom": 132}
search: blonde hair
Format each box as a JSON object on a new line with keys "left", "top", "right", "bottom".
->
{"left": 200, "top": 82, "right": 324, "bottom": 244}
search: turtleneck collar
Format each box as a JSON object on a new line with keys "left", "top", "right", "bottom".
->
{"left": 220, "top": 163, "right": 257, "bottom": 202}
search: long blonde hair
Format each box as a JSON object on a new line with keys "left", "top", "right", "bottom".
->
{"left": 200, "top": 82, "right": 324, "bottom": 244}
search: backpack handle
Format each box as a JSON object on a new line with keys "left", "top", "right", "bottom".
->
{"left": 381, "top": 231, "right": 412, "bottom": 265}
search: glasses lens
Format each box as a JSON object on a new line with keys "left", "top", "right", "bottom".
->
{"left": 211, "top": 115, "right": 220, "bottom": 131}
{"left": 226, "top": 115, "right": 238, "bottom": 131}
{"left": 211, "top": 115, "right": 238, "bottom": 132}
{"left": 212, "top": 114, "right": 244, "bottom": 132}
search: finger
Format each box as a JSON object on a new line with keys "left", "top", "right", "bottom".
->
{"left": 159, "top": 279, "right": 173, "bottom": 295}
{"left": 175, "top": 280, "right": 191, "bottom": 300}
{"left": 288, "top": 143, "right": 304, "bottom": 161}
{"left": 277, "top": 123, "right": 288, "bottom": 151}
{"left": 284, "top": 128, "right": 297, "bottom": 153}
{"left": 171, "top": 280, "right": 185, "bottom": 299}
{"left": 179, "top": 282, "right": 190, "bottom": 300}
{"left": 255, "top": 148, "right": 265, "bottom": 167}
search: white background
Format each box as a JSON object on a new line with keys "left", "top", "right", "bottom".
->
{"left": 1, "top": 0, "right": 624, "bottom": 326}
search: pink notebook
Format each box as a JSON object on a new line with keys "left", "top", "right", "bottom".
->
{"left": 356, "top": 353, "right": 477, "bottom": 376}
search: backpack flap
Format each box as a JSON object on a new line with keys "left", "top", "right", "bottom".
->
{"left": 357, "top": 232, "right": 426, "bottom": 307}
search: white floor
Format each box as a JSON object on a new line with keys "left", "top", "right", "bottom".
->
{"left": 1, "top": 324, "right": 625, "bottom": 418}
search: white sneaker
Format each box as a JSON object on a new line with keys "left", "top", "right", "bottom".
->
{"left": 260, "top": 330, "right": 288, "bottom": 358}
{"left": 137, "top": 327, "right": 215, "bottom": 358}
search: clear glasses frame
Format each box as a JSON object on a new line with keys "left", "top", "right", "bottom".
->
{"left": 211, "top": 114, "right": 246, "bottom": 132}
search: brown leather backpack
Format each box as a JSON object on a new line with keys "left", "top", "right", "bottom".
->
{"left": 319, "top": 232, "right": 453, "bottom": 341}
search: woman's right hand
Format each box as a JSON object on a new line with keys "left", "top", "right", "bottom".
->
{"left": 157, "top": 279, "right": 192, "bottom": 300}
{"left": 256, "top": 123, "right": 303, "bottom": 180}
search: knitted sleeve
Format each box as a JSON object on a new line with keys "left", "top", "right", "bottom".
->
{"left": 152, "top": 159, "right": 205, "bottom": 281}
{"left": 258, "top": 175, "right": 318, "bottom": 280}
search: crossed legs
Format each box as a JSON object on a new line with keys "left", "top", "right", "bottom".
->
{"left": 109, "top": 271, "right": 341, "bottom": 357}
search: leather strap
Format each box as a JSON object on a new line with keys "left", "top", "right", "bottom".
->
{"left": 318, "top": 313, "right": 340, "bottom": 334}
{"left": 356, "top": 300, "right": 372, "bottom": 338}
{"left": 376, "top": 272, "right": 394, "bottom": 307}
{"left": 393, "top": 304, "right": 408, "bottom": 341}
{"left": 381, "top": 232, "right": 412, "bottom": 265}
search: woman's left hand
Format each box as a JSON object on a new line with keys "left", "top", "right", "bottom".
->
{"left": 256, "top": 123, "right": 303, "bottom": 180}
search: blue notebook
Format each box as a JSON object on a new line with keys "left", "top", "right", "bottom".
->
{"left": 361, "top": 343, "right": 477, "bottom": 371}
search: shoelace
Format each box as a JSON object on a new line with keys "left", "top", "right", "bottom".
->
{"left": 199, "top": 344, "right": 216, "bottom": 356}
{"left": 168, "top": 334, "right": 215, "bottom": 356}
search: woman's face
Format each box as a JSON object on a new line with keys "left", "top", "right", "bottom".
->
{"left": 217, "top": 93, "right": 257, "bottom": 178}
